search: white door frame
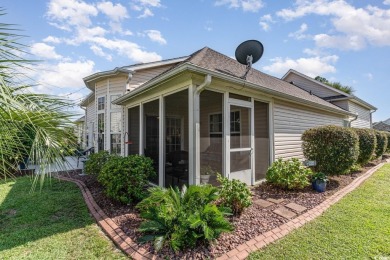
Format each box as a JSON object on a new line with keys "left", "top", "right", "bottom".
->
{"left": 227, "top": 97, "right": 254, "bottom": 185}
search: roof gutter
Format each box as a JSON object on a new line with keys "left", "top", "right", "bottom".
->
{"left": 114, "top": 63, "right": 355, "bottom": 117}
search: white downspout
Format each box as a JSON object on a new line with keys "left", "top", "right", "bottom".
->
{"left": 348, "top": 114, "right": 358, "bottom": 127}
{"left": 369, "top": 109, "right": 377, "bottom": 129}
{"left": 194, "top": 74, "right": 212, "bottom": 185}
{"left": 196, "top": 74, "right": 212, "bottom": 94}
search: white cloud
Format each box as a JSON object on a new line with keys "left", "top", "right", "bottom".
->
{"left": 97, "top": 1, "right": 129, "bottom": 21}
{"left": 136, "top": 0, "right": 161, "bottom": 7}
{"left": 91, "top": 37, "right": 162, "bottom": 62}
{"left": 215, "top": 0, "right": 264, "bottom": 12}
{"left": 364, "top": 72, "right": 373, "bottom": 80}
{"left": 276, "top": 0, "right": 390, "bottom": 50}
{"left": 138, "top": 8, "right": 154, "bottom": 18}
{"left": 43, "top": 36, "right": 62, "bottom": 44}
{"left": 288, "top": 23, "right": 308, "bottom": 39}
{"left": 90, "top": 45, "right": 112, "bottom": 61}
{"left": 143, "top": 30, "right": 167, "bottom": 45}
{"left": 34, "top": 60, "right": 96, "bottom": 89}
{"left": 259, "top": 14, "right": 274, "bottom": 31}
{"left": 383, "top": 0, "right": 390, "bottom": 5}
{"left": 30, "top": 43, "right": 63, "bottom": 60}
{"left": 263, "top": 55, "right": 339, "bottom": 77}
{"left": 47, "top": 0, "right": 98, "bottom": 28}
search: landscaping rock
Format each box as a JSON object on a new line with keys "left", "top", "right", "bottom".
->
{"left": 285, "top": 202, "right": 307, "bottom": 213}
{"left": 273, "top": 206, "right": 297, "bottom": 219}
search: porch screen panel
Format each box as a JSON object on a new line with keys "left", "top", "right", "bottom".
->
{"left": 128, "top": 106, "right": 140, "bottom": 155}
{"left": 143, "top": 100, "right": 160, "bottom": 185}
{"left": 254, "top": 101, "right": 270, "bottom": 181}
{"left": 200, "top": 90, "right": 223, "bottom": 185}
{"left": 164, "top": 89, "right": 189, "bottom": 188}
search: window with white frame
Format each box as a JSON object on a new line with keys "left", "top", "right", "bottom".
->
{"left": 166, "top": 117, "right": 182, "bottom": 154}
{"left": 97, "top": 113, "right": 105, "bottom": 151}
{"left": 110, "top": 94, "right": 121, "bottom": 110}
{"left": 209, "top": 111, "right": 240, "bottom": 137}
{"left": 110, "top": 111, "right": 122, "bottom": 154}
{"left": 98, "top": 96, "right": 105, "bottom": 110}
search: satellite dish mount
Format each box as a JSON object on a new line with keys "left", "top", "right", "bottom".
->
{"left": 235, "top": 40, "right": 264, "bottom": 80}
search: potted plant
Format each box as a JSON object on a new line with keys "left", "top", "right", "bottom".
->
{"left": 200, "top": 165, "right": 215, "bottom": 184}
{"left": 311, "top": 172, "right": 328, "bottom": 192}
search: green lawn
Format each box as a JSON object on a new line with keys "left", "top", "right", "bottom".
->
{"left": 249, "top": 163, "right": 390, "bottom": 260}
{"left": 0, "top": 177, "right": 126, "bottom": 259}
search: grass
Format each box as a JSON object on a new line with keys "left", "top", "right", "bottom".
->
{"left": 249, "top": 163, "right": 390, "bottom": 260}
{"left": 0, "top": 176, "right": 126, "bottom": 259}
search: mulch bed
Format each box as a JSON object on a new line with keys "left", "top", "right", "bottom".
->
{"left": 59, "top": 158, "right": 387, "bottom": 259}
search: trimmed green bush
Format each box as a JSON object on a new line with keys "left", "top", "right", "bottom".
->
{"left": 266, "top": 158, "right": 312, "bottom": 189}
{"left": 386, "top": 132, "right": 390, "bottom": 153}
{"left": 217, "top": 174, "right": 252, "bottom": 216}
{"left": 85, "top": 150, "right": 111, "bottom": 176}
{"left": 353, "top": 128, "right": 377, "bottom": 165}
{"left": 98, "top": 155, "right": 155, "bottom": 204}
{"left": 374, "top": 131, "right": 388, "bottom": 159}
{"left": 137, "top": 185, "right": 233, "bottom": 252}
{"left": 302, "top": 125, "right": 359, "bottom": 175}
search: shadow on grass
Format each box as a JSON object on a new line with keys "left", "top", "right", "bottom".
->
{"left": 0, "top": 176, "right": 94, "bottom": 252}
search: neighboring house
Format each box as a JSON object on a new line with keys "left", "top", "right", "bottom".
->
{"left": 373, "top": 120, "right": 390, "bottom": 132}
{"left": 80, "top": 47, "right": 375, "bottom": 187}
{"left": 282, "top": 69, "right": 377, "bottom": 128}
{"left": 74, "top": 116, "right": 85, "bottom": 147}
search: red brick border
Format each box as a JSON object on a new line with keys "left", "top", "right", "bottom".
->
{"left": 216, "top": 162, "right": 387, "bottom": 260}
{"left": 57, "top": 161, "right": 386, "bottom": 260}
{"left": 56, "top": 176, "right": 160, "bottom": 260}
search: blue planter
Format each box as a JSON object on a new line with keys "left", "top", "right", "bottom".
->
{"left": 312, "top": 180, "right": 327, "bottom": 193}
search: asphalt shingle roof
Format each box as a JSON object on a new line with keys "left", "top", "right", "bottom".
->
{"left": 185, "top": 47, "right": 348, "bottom": 113}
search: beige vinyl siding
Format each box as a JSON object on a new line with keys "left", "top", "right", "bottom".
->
{"left": 86, "top": 100, "right": 95, "bottom": 148}
{"left": 128, "top": 65, "right": 174, "bottom": 91}
{"left": 331, "top": 100, "right": 349, "bottom": 110}
{"left": 284, "top": 73, "right": 340, "bottom": 98}
{"left": 349, "top": 101, "right": 371, "bottom": 128}
{"left": 273, "top": 100, "right": 344, "bottom": 160}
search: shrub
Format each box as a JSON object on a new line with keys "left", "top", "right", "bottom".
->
{"left": 375, "top": 131, "right": 388, "bottom": 158}
{"left": 353, "top": 128, "right": 377, "bottom": 165}
{"left": 136, "top": 185, "right": 233, "bottom": 252}
{"left": 302, "top": 125, "right": 359, "bottom": 175}
{"left": 386, "top": 132, "right": 390, "bottom": 153}
{"left": 98, "top": 155, "right": 155, "bottom": 204}
{"left": 266, "top": 158, "right": 312, "bottom": 189}
{"left": 217, "top": 174, "right": 252, "bottom": 216}
{"left": 85, "top": 150, "right": 111, "bottom": 176}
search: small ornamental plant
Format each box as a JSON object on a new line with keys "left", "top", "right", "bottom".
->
{"left": 266, "top": 158, "right": 312, "bottom": 190}
{"left": 311, "top": 172, "right": 328, "bottom": 183}
{"left": 84, "top": 150, "right": 111, "bottom": 176}
{"left": 217, "top": 174, "right": 252, "bottom": 216}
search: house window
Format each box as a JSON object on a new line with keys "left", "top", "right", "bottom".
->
{"left": 98, "top": 113, "right": 105, "bottom": 151}
{"left": 166, "top": 117, "right": 182, "bottom": 154}
{"left": 110, "top": 94, "right": 121, "bottom": 110}
{"left": 209, "top": 111, "right": 240, "bottom": 137}
{"left": 110, "top": 112, "right": 122, "bottom": 154}
{"left": 98, "top": 96, "right": 105, "bottom": 110}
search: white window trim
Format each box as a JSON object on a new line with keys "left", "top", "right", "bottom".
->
{"left": 108, "top": 92, "right": 123, "bottom": 155}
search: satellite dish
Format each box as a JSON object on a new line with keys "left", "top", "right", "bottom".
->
{"left": 235, "top": 40, "right": 264, "bottom": 79}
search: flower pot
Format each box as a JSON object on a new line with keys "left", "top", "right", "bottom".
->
{"left": 312, "top": 180, "right": 327, "bottom": 193}
{"left": 200, "top": 174, "right": 210, "bottom": 184}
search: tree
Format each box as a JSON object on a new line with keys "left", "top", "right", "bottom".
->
{"left": 0, "top": 9, "right": 76, "bottom": 188}
{"left": 314, "top": 76, "right": 355, "bottom": 94}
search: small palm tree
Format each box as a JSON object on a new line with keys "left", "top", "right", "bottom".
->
{"left": 0, "top": 8, "right": 77, "bottom": 188}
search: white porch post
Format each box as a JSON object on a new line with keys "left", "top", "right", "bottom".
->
{"left": 189, "top": 84, "right": 199, "bottom": 185}
{"left": 159, "top": 95, "right": 164, "bottom": 187}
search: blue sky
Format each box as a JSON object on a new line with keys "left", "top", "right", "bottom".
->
{"left": 3, "top": 0, "right": 390, "bottom": 121}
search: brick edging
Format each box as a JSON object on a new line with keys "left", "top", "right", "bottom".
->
{"left": 56, "top": 175, "right": 159, "bottom": 260}
{"left": 217, "top": 162, "right": 387, "bottom": 260}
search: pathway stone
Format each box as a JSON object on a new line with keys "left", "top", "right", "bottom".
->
{"left": 285, "top": 202, "right": 307, "bottom": 213}
{"left": 254, "top": 199, "right": 274, "bottom": 208}
{"left": 267, "top": 198, "right": 285, "bottom": 204}
{"left": 273, "top": 206, "right": 297, "bottom": 219}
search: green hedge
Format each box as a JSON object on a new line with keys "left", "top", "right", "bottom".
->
{"left": 353, "top": 128, "right": 377, "bottom": 165}
{"left": 375, "top": 131, "right": 388, "bottom": 158}
{"left": 386, "top": 132, "right": 390, "bottom": 153}
{"left": 302, "top": 125, "right": 359, "bottom": 175}
{"left": 85, "top": 150, "right": 111, "bottom": 176}
{"left": 98, "top": 155, "right": 155, "bottom": 204}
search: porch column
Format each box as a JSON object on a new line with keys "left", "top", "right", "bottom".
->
{"left": 189, "top": 84, "right": 200, "bottom": 185}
